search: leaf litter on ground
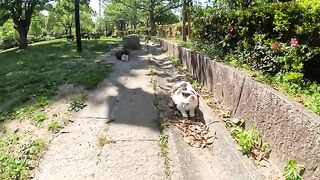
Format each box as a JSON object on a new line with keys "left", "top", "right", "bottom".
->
{"left": 165, "top": 94, "right": 216, "bottom": 149}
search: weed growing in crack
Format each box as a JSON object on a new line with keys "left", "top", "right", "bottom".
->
{"left": 149, "top": 68, "right": 156, "bottom": 76}
{"left": 159, "top": 120, "right": 169, "bottom": 133}
{"left": 68, "top": 95, "right": 87, "bottom": 112}
{"left": 222, "top": 109, "right": 233, "bottom": 119}
{"left": 48, "top": 121, "right": 62, "bottom": 133}
{"left": 225, "top": 117, "right": 270, "bottom": 160}
{"left": 157, "top": 112, "right": 170, "bottom": 176}
{"left": 229, "top": 125, "right": 259, "bottom": 154}
{"left": 158, "top": 134, "right": 169, "bottom": 165}
{"left": 150, "top": 77, "right": 158, "bottom": 91}
{"left": 98, "top": 134, "right": 113, "bottom": 147}
{"left": 31, "top": 112, "right": 47, "bottom": 124}
{"left": 170, "top": 56, "right": 183, "bottom": 70}
{"left": 284, "top": 160, "right": 303, "bottom": 180}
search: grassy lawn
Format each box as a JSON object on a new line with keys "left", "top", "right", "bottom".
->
{"left": 0, "top": 37, "right": 121, "bottom": 119}
{"left": 0, "top": 37, "right": 120, "bottom": 179}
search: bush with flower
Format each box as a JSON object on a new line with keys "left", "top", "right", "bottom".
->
{"left": 188, "top": 0, "right": 320, "bottom": 114}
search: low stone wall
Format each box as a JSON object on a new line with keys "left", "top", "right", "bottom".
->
{"left": 155, "top": 38, "right": 320, "bottom": 179}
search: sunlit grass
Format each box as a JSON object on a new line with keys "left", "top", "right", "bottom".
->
{"left": 0, "top": 38, "right": 121, "bottom": 119}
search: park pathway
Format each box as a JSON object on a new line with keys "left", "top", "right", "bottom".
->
{"left": 34, "top": 44, "right": 166, "bottom": 179}
{"left": 34, "top": 42, "right": 278, "bottom": 180}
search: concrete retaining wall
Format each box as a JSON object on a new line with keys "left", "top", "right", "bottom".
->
{"left": 156, "top": 38, "right": 320, "bottom": 179}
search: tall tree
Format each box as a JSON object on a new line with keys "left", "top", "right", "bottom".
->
{"left": 182, "top": 0, "right": 187, "bottom": 41}
{"left": 182, "top": 0, "right": 192, "bottom": 41}
{"left": 75, "top": 0, "right": 82, "bottom": 52}
{"left": 52, "top": 0, "right": 74, "bottom": 36}
{"left": 103, "top": 1, "right": 139, "bottom": 31}
{"left": 0, "top": 0, "right": 50, "bottom": 49}
{"left": 30, "top": 13, "right": 47, "bottom": 38}
{"left": 113, "top": 0, "right": 181, "bottom": 35}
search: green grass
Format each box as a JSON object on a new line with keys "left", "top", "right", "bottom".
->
{"left": 163, "top": 36, "right": 193, "bottom": 49}
{"left": 0, "top": 37, "right": 120, "bottom": 120}
{"left": 0, "top": 38, "right": 121, "bottom": 178}
{"left": 68, "top": 95, "right": 87, "bottom": 112}
{"left": 48, "top": 121, "right": 61, "bottom": 133}
{"left": 0, "top": 134, "right": 45, "bottom": 179}
{"left": 31, "top": 112, "right": 47, "bottom": 124}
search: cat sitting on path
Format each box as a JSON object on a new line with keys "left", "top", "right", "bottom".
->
{"left": 171, "top": 81, "right": 199, "bottom": 118}
{"left": 115, "top": 49, "right": 129, "bottom": 61}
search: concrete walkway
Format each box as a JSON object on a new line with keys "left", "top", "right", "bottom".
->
{"left": 34, "top": 45, "right": 165, "bottom": 179}
{"left": 34, "top": 42, "right": 278, "bottom": 180}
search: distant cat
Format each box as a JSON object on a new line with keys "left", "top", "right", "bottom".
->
{"left": 121, "top": 54, "right": 129, "bottom": 61}
{"left": 115, "top": 49, "right": 129, "bottom": 61}
{"left": 171, "top": 81, "right": 199, "bottom": 118}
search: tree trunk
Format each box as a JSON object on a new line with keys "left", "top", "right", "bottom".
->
{"left": 182, "top": 0, "right": 187, "bottom": 42}
{"left": 75, "top": 0, "right": 82, "bottom": 52}
{"left": 187, "top": 0, "right": 192, "bottom": 39}
{"left": 18, "top": 28, "right": 28, "bottom": 49}
{"left": 149, "top": 10, "right": 156, "bottom": 35}
{"left": 69, "top": 26, "right": 72, "bottom": 35}
{"left": 16, "top": 21, "right": 29, "bottom": 49}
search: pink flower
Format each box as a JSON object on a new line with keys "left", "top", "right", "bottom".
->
{"left": 271, "top": 42, "right": 281, "bottom": 50}
{"left": 227, "top": 23, "right": 236, "bottom": 37}
{"left": 290, "top": 38, "right": 298, "bottom": 46}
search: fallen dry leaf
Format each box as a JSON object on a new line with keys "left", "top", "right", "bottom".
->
{"left": 169, "top": 117, "right": 216, "bottom": 148}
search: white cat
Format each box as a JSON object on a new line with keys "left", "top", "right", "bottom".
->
{"left": 121, "top": 54, "right": 129, "bottom": 61}
{"left": 171, "top": 81, "right": 199, "bottom": 118}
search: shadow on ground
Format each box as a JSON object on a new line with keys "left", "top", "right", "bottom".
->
{"left": 83, "top": 43, "right": 205, "bottom": 131}
{"left": 80, "top": 43, "right": 167, "bottom": 132}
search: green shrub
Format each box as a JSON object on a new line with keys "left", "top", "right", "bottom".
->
{"left": 229, "top": 125, "right": 260, "bottom": 154}
{"left": 284, "top": 159, "right": 303, "bottom": 180}
{"left": 192, "top": 0, "right": 320, "bottom": 74}
{"left": 186, "top": 0, "right": 320, "bottom": 115}
{"left": 0, "top": 20, "right": 19, "bottom": 50}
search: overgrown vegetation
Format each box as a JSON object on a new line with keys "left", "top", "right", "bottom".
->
{"left": 0, "top": 135, "right": 45, "bottom": 179}
{"left": 158, "top": 134, "right": 169, "bottom": 167}
{"left": 31, "top": 112, "right": 47, "bottom": 124}
{"left": 224, "top": 116, "right": 270, "bottom": 160}
{"left": 160, "top": 0, "right": 320, "bottom": 116}
{"left": 284, "top": 159, "right": 303, "bottom": 180}
{"left": 68, "top": 95, "right": 87, "bottom": 112}
{"left": 48, "top": 121, "right": 62, "bottom": 133}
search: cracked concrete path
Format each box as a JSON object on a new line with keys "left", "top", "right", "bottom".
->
{"left": 34, "top": 45, "right": 166, "bottom": 179}
{"left": 33, "top": 42, "right": 278, "bottom": 180}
